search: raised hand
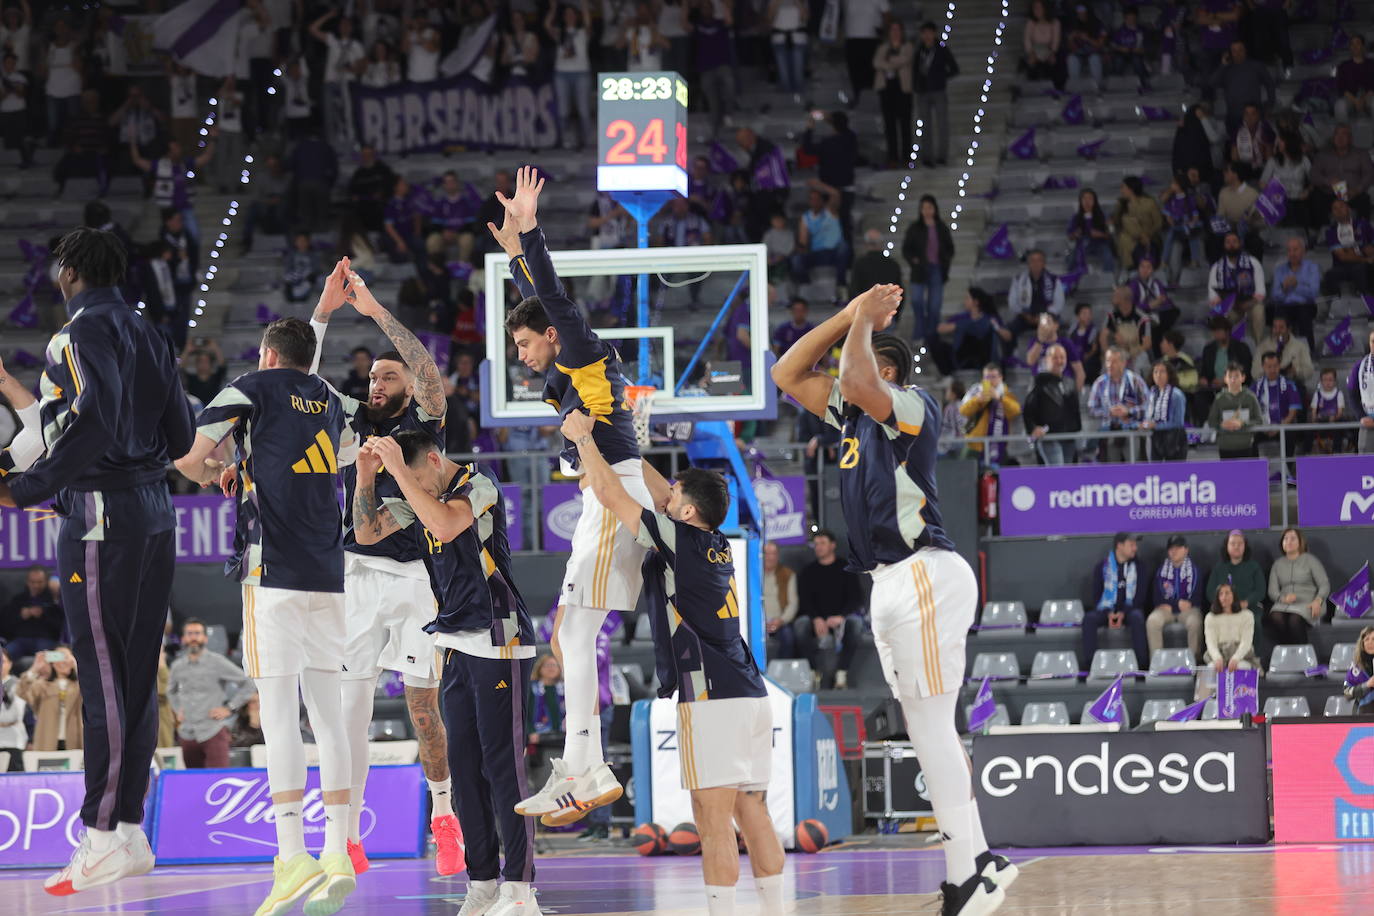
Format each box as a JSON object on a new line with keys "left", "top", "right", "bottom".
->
{"left": 345, "top": 269, "right": 384, "bottom": 318}
{"left": 369, "top": 435, "right": 406, "bottom": 475}
{"left": 561, "top": 409, "right": 596, "bottom": 442}
{"left": 356, "top": 438, "right": 384, "bottom": 476}
{"left": 314, "top": 257, "right": 352, "bottom": 321}
{"left": 850, "top": 283, "right": 903, "bottom": 331}
{"left": 495, "top": 165, "right": 545, "bottom": 234}
{"left": 486, "top": 203, "right": 523, "bottom": 258}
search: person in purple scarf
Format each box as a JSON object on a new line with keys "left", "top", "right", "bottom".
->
{"left": 1147, "top": 535, "right": 1202, "bottom": 661}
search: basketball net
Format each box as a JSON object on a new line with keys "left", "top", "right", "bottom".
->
{"left": 627, "top": 385, "right": 655, "bottom": 449}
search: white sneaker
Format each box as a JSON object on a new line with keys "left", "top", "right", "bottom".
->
{"left": 457, "top": 880, "right": 500, "bottom": 916}
{"left": 537, "top": 761, "right": 623, "bottom": 827}
{"left": 485, "top": 882, "right": 542, "bottom": 916}
{"left": 514, "top": 758, "right": 575, "bottom": 817}
{"left": 44, "top": 829, "right": 155, "bottom": 896}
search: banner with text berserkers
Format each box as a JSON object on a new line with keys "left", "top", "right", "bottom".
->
{"left": 351, "top": 74, "right": 561, "bottom": 155}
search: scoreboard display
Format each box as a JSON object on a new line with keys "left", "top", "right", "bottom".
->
{"left": 596, "top": 71, "right": 688, "bottom": 197}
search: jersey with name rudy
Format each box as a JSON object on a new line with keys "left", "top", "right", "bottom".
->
{"left": 509, "top": 228, "right": 639, "bottom": 468}
{"left": 341, "top": 399, "right": 444, "bottom": 564}
{"left": 420, "top": 464, "right": 535, "bottom": 653}
{"left": 636, "top": 510, "right": 766, "bottom": 703}
{"left": 196, "top": 369, "right": 357, "bottom": 592}
{"left": 822, "top": 383, "right": 954, "bottom": 571}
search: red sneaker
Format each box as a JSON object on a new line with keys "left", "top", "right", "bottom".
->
{"left": 347, "top": 839, "right": 370, "bottom": 876}
{"left": 431, "top": 814, "right": 465, "bottom": 876}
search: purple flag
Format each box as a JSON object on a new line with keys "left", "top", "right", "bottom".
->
{"left": 708, "top": 140, "right": 739, "bottom": 174}
{"left": 1062, "top": 94, "right": 1085, "bottom": 125}
{"left": 1219, "top": 668, "right": 1259, "bottom": 719}
{"left": 984, "top": 224, "right": 1015, "bottom": 260}
{"left": 967, "top": 677, "right": 997, "bottom": 732}
{"left": 6, "top": 294, "right": 36, "bottom": 328}
{"left": 1041, "top": 175, "right": 1079, "bottom": 190}
{"left": 1362, "top": 294, "right": 1374, "bottom": 317}
{"left": 1086, "top": 675, "right": 1126, "bottom": 724}
{"left": 1256, "top": 178, "right": 1287, "bottom": 226}
{"left": 1324, "top": 316, "right": 1353, "bottom": 356}
{"left": 1060, "top": 268, "right": 1086, "bottom": 294}
{"left": 1076, "top": 137, "right": 1107, "bottom": 159}
{"left": 752, "top": 146, "right": 791, "bottom": 190}
{"left": 1331, "top": 563, "right": 1372, "bottom": 619}
{"left": 1231, "top": 318, "right": 1247, "bottom": 342}
{"left": 10, "top": 348, "right": 40, "bottom": 368}
{"left": 1167, "top": 698, "right": 1208, "bottom": 722}
{"left": 708, "top": 190, "right": 732, "bottom": 224}
{"left": 1009, "top": 128, "right": 1037, "bottom": 160}
{"left": 1300, "top": 46, "right": 1334, "bottom": 64}
{"left": 1209, "top": 293, "right": 1236, "bottom": 318}
{"left": 1296, "top": 77, "right": 1337, "bottom": 104}
{"left": 1139, "top": 105, "right": 1174, "bottom": 121}
{"left": 255, "top": 303, "right": 281, "bottom": 324}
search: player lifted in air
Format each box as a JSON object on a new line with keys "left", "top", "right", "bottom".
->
{"left": 772, "top": 285, "right": 1017, "bottom": 916}
{"left": 306, "top": 261, "right": 463, "bottom": 876}
{"left": 489, "top": 166, "right": 668, "bottom": 825}
{"left": 562, "top": 409, "right": 787, "bottom": 916}
{"left": 354, "top": 430, "right": 539, "bottom": 916}
{"left": 176, "top": 316, "right": 359, "bottom": 916}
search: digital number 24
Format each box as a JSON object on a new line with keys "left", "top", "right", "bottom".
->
{"left": 605, "top": 118, "right": 670, "bottom": 164}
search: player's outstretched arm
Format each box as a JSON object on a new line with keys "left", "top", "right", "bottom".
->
{"left": 641, "top": 458, "right": 672, "bottom": 513}
{"left": 347, "top": 270, "right": 447, "bottom": 419}
{"left": 771, "top": 291, "right": 874, "bottom": 419}
{"left": 308, "top": 258, "right": 351, "bottom": 376}
{"left": 0, "top": 355, "right": 43, "bottom": 476}
{"left": 352, "top": 440, "right": 406, "bottom": 545}
{"left": 563, "top": 411, "right": 642, "bottom": 535}
{"left": 370, "top": 436, "right": 474, "bottom": 543}
{"left": 839, "top": 283, "right": 904, "bottom": 421}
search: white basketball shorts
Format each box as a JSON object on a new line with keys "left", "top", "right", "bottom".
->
{"left": 342, "top": 553, "right": 440, "bottom": 685}
{"left": 868, "top": 547, "right": 977, "bottom": 701}
{"left": 676, "top": 696, "right": 773, "bottom": 792}
{"left": 560, "top": 461, "right": 653, "bottom": 611}
{"left": 240, "top": 585, "right": 346, "bottom": 679}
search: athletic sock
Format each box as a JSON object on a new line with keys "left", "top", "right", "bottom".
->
{"left": 581, "top": 713, "right": 604, "bottom": 772}
{"left": 968, "top": 799, "right": 990, "bottom": 859}
{"left": 428, "top": 778, "right": 454, "bottom": 818}
{"left": 274, "top": 802, "right": 306, "bottom": 860}
{"left": 87, "top": 827, "right": 116, "bottom": 853}
{"left": 348, "top": 786, "right": 365, "bottom": 843}
{"left": 899, "top": 687, "right": 980, "bottom": 886}
{"left": 558, "top": 604, "right": 610, "bottom": 774}
{"left": 705, "top": 884, "right": 736, "bottom": 915}
{"left": 934, "top": 800, "right": 979, "bottom": 885}
{"left": 324, "top": 803, "right": 348, "bottom": 856}
{"left": 340, "top": 678, "right": 376, "bottom": 843}
{"left": 114, "top": 822, "right": 139, "bottom": 842}
{"left": 755, "top": 873, "right": 785, "bottom": 916}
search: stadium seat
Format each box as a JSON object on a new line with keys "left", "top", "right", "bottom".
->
{"left": 1147, "top": 648, "right": 1194, "bottom": 678}
{"left": 978, "top": 601, "right": 1028, "bottom": 629}
{"left": 1038, "top": 600, "right": 1084, "bottom": 628}
{"left": 1087, "top": 649, "right": 1136, "bottom": 682}
{"left": 1079, "top": 699, "right": 1131, "bottom": 728}
{"left": 766, "top": 659, "right": 814, "bottom": 695}
{"left": 1020, "top": 702, "right": 1071, "bottom": 727}
{"left": 203, "top": 624, "right": 230, "bottom": 656}
{"left": 368, "top": 719, "right": 409, "bottom": 741}
{"left": 1263, "top": 696, "right": 1312, "bottom": 718}
{"left": 1139, "top": 698, "right": 1188, "bottom": 724}
{"left": 1329, "top": 643, "right": 1356, "bottom": 673}
{"left": 970, "top": 652, "right": 1021, "bottom": 681}
{"left": 964, "top": 702, "right": 1012, "bottom": 729}
{"left": 1325, "top": 696, "right": 1356, "bottom": 717}
{"left": 1028, "top": 650, "right": 1079, "bottom": 685}
{"left": 1268, "top": 644, "right": 1320, "bottom": 684}
{"left": 1201, "top": 698, "right": 1219, "bottom": 720}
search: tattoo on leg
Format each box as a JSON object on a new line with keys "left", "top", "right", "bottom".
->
{"left": 405, "top": 686, "right": 449, "bottom": 781}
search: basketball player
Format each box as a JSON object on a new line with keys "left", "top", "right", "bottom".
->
{"left": 488, "top": 166, "right": 656, "bottom": 825}
{"left": 771, "top": 285, "right": 1017, "bottom": 916}
{"left": 561, "top": 410, "right": 786, "bottom": 916}
{"left": 354, "top": 431, "right": 539, "bottom": 916}
{"left": 175, "top": 317, "right": 359, "bottom": 916}
{"left": 0, "top": 227, "right": 193, "bottom": 895}
{"left": 306, "top": 262, "right": 463, "bottom": 876}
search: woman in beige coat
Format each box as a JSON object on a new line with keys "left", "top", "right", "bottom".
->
{"left": 873, "top": 21, "right": 914, "bottom": 168}
{"left": 18, "top": 647, "right": 83, "bottom": 751}
{"left": 1114, "top": 176, "right": 1165, "bottom": 268}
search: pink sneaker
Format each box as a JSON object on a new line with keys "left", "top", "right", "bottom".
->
{"left": 432, "top": 815, "right": 465, "bottom": 876}
{"left": 346, "top": 839, "right": 369, "bottom": 876}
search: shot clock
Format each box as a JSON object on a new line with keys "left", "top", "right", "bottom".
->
{"left": 596, "top": 71, "right": 688, "bottom": 197}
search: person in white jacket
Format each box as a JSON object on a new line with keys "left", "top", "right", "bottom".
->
{"left": 0, "top": 647, "right": 29, "bottom": 771}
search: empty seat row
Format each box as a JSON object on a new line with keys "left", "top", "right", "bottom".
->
{"left": 978, "top": 600, "right": 1084, "bottom": 629}
{"left": 967, "top": 694, "right": 1331, "bottom": 728}
{"left": 970, "top": 648, "right": 1190, "bottom": 683}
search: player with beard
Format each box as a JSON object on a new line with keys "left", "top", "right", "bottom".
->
{"left": 303, "top": 261, "right": 463, "bottom": 876}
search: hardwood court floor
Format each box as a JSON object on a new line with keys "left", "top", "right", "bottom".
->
{"left": 5, "top": 842, "right": 1372, "bottom": 915}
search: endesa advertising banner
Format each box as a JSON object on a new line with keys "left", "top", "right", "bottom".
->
{"left": 973, "top": 729, "right": 1269, "bottom": 845}
{"left": 1273, "top": 722, "right": 1374, "bottom": 842}
{"left": 1296, "top": 455, "right": 1374, "bottom": 528}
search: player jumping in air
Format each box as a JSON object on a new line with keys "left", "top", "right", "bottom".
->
{"left": 176, "top": 317, "right": 359, "bottom": 916}
{"left": 355, "top": 431, "right": 540, "bottom": 916}
{"left": 563, "top": 409, "right": 787, "bottom": 916}
{"left": 772, "top": 285, "right": 1017, "bottom": 916}
{"left": 489, "top": 166, "right": 669, "bottom": 826}
{"left": 306, "top": 261, "right": 463, "bottom": 877}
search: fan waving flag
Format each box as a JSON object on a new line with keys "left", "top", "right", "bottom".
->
{"left": 1085, "top": 675, "right": 1125, "bottom": 725}
{"left": 1209, "top": 293, "right": 1236, "bottom": 318}
{"left": 1009, "top": 128, "right": 1037, "bottom": 160}
{"left": 153, "top": 0, "right": 243, "bottom": 78}
{"left": 1256, "top": 178, "right": 1288, "bottom": 226}
{"left": 752, "top": 146, "right": 791, "bottom": 190}
{"left": 1331, "top": 563, "right": 1371, "bottom": 619}
{"left": 1324, "top": 316, "right": 1353, "bottom": 356}
{"left": 1231, "top": 318, "right": 1247, "bottom": 341}
{"left": 967, "top": 677, "right": 997, "bottom": 733}
{"left": 984, "top": 224, "right": 1015, "bottom": 259}
{"left": 708, "top": 141, "right": 740, "bottom": 174}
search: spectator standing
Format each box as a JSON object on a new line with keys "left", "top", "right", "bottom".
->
{"left": 1207, "top": 232, "right": 1266, "bottom": 343}
{"left": 213, "top": 77, "right": 247, "bottom": 194}
{"left": 1085, "top": 533, "right": 1150, "bottom": 671}
{"left": 2, "top": 565, "right": 63, "bottom": 659}
{"left": 1251, "top": 351, "right": 1301, "bottom": 455}
{"left": 1100, "top": 285, "right": 1153, "bottom": 377}
{"left": 167, "top": 61, "right": 199, "bottom": 154}
{"left": 308, "top": 11, "right": 366, "bottom": 146}
{"left": 168, "top": 619, "right": 256, "bottom": 768}
{"left": 1068, "top": 188, "right": 1116, "bottom": 274}
{"left": 768, "top": 0, "right": 808, "bottom": 99}
{"left": 0, "top": 0, "right": 32, "bottom": 76}
{"left": 1063, "top": 5, "right": 1107, "bottom": 87}
{"left": 1006, "top": 249, "right": 1065, "bottom": 339}
{"left": 1022, "top": 343, "right": 1081, "bottom": 465}
{"left": 279, "top": 57, "right": 314, "bottom": 139}
{"left": 901, "top": 195, "right": 954, "bottom": 344}
{"left": 1349, "top": 328, "right": 1374, "bottom": 453}
{"left": 912, "top": 21, "right": 959, "bottom": 168}
{"left": 1270, "top": 237, "right": 1319, "bottom": 350}
{"left": 0, "top": 51, "right": 31, "bottom": 168}
{"left": 1171, "top": 105, "right": 1220, "bottom": 190}
{"left": 624, "top": 3, "right": 668, "bottom": 71}
{"left": 793, "top": 530, "right": 864, "bottom": 689}
{"left": 1310, "top": 124, "right": 1374, "bottom": 224}
{"left": 597, "top": 0, "right": 633, "bottom": 72}
{"left": 1141, "top": 360, "right": 1188, "bottom": 460}
{"left": 1209, "top": 40, "right": 1273, "bottom": 133}
{"left": 1087, "top": 346, "right": 1150, "bottom": 462}
{"left": 849, "top": 228, "right": 902, "bottom": 304}
{"left": 1207, "top": 362, "right": 1263, "bottom": 458}
{"left": 872, "top": 21, "right": 913, "bottom": 169}
{"left": 1321, "top": 198, "right": 1374, "bottom": 296}
{"left": 958, "top": 363, "right": 1021, "bottom": 466}
{"left": 1252, "top": 316, "right": 1313, "bottom": 388}
{"left": 691, "top": 1, "right": 735, "bottom": 136}
{"left": 402, "top": 17, "right": 442, "bottom": 82}
{"left": 1022, "top": 0, "right": 1062, "bottom": 85}
{"left": 18, "top": 647, "right": 82, "bottom": 752}
{"left": 159, "top": 208, "right": 197, "bottom": 334}
{"left": 842, "top": 0, "right": 889, "bottom": 107}
{"left": 1147, "top": 535, "right": 1202, "bottom": 660}
{"left": 762, "top": 542, "right": 798, "bottom": 659}
{"left": 659, "top": 0, "right": 691, "bottom": 77}
{"left": 0, "top": 647, "right": 27, "bottom": 770}
{"left": 501, "top": 11, "right": 542, "bottom": 78}
{"left": 1160, "top": 174, "right": 1205, "bottom": 277}
{"left": 130, "top": 134, "right": 217, "bottom": 244}
{"left": 1335, "top": 34, "right": 1374, "bottom": 123}
{"left": 43, "top": 18, "right": 83, "bottom": 146}
{"left": 360, "top": 40, "right": 401, "bottom": 89}
{"left": 1205, "top": 583, "right": 1259, "bottom": 672}
{"left": 1113, "top": 177, "right": 1164, "bottom": 270}
{"left": 1310, "top": 367, "right": 1353, "bottom": 455}
{"left": 181, "top": 338, "right": 226, "bottom": 405}
{"left": 1265, "top": 528, "right": 1329, "bottom": 647}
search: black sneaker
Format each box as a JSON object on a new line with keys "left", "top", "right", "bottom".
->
{"left": 938, "top": 873, "right": 1004, "bottom": 916}
{"left": 976, "top": 850, "right": 1019, "bottom": 890}
{"left": 576, "top": 825, "right": 609, "bottom": 842}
